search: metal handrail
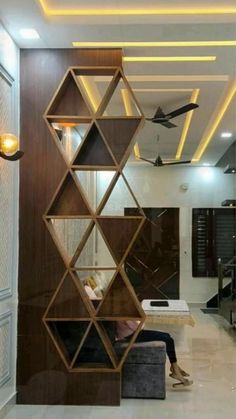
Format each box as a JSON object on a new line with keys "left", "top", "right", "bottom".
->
{"left": 217, "top": 257, "right": 236, "bottom": 308}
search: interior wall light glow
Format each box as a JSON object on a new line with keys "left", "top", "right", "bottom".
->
{"left": 192, "top": 78, "right": 236, "bottom": 162}
{"left": 38, "top": 1, "right": 236, "bottom": 16}
{"left": 198, "top": 167, "right": 214, "bottom": 181}
{"left": 176, "top": 89, "right": 200, "bottom": 160}
{"left": 221, "top": 132, "right": 233, "bottom": 138}
{"left": 0, "top": 133, "right": 24, "bottom": 161}
{"left": 123, "top": 56, "right": 216, "bottom": 63}
{"left": 19, "top": 28, "right": 40, "bottom": 39}
{"left": 72, "top": 41, "right": 236, "bottom": 48}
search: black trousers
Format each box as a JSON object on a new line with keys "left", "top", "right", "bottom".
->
{"left": 125, "top": 329, "right": 177, "bottom": 363}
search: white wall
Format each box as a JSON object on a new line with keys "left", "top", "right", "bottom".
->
{"left": 122, "top": 164, "right": 236, "bottom": 303}
{"left": 0, "top": 22, "right": 19, "bottom": 410}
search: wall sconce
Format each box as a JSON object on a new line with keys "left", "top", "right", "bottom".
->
{"left": 0, "top": 133, "right": 24, "bottom": 161}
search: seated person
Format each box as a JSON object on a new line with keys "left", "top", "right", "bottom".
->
{"left": 116, "top": 320, "right": 193, "bottom": 388}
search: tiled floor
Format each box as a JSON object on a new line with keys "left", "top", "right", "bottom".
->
{"left": 3, "top": 307, "right": 236, "bottom": 419}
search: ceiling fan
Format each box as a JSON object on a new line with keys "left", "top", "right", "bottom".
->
{"left": 139, "top": 155, "right": 191, "bottom": 166}
{"left": 138, "top": 135, "right": 191, "bottom": 167}
{"left": 146, "top": 103, "right": 199, "bottom": 128}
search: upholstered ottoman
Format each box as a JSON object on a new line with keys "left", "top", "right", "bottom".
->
{"left": 116, "top": 341, "right": 166, "bottom": 399}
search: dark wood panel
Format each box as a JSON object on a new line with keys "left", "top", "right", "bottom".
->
{"left": 47, "top": 173, "right": 91, "bottom": 216}
{"left": 97, "top": 118, "right": 141, "bottom": 164}
{"left": 17, "top": 335, "right": 120, "bottom": 405}
{"left": 18, "top": 49, "right": 122, "bottom": 406}
{"left": 74, "top": 123, "right": 116, "bottom": 166}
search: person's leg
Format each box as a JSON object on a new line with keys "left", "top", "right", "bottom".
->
{"left": 125, "top": 329, "right": 192, "bottom": 386}
{"left": 132, "top": 330, "right": 177, "bottom": 364}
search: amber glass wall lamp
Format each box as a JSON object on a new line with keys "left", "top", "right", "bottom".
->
{"left": 0, "top": 133, "right": 24, "bottom": 161}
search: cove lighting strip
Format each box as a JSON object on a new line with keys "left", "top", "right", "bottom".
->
{"left": 175, "top": 89, "right": 200, "bottom": 160}
{"left": 78, "top": 75, "right": 99, "bottom": 112}
{"left": 192, "top": 79, "right": 236, "bottom": 162}
{"left": 121, "top": 89, "right": 141, "bottom": 160}
{"left": 38, "top": 1, "right": 236, "bottom": 16}
{"left": 123, "top": 56, "right": 216, "bottom": 63}
{"left": 133, "top": 89, "right": 193, "bottom": 92}
{"left": 72, "top": 41, "right": 236, "bottom": 48}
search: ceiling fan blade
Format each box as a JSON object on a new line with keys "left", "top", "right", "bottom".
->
{"left": 151, "top": 119, "right": 177, "bottom": 128}
{"left": 162, "top": 160, "right": 191, "bottom": 166}
{"left": 155, "top": 155, "right": 164, "bottom": 166}
{"left": 166, "top": 103, "right": 199, "bottom": 119}
{"left": 139, "top": 156, "right": 155, "bottom": 165}
{"left": 153, "top": 106, "right": 165, "bottom": 119}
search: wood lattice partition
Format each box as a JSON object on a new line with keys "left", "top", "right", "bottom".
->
{"left": 42, "top": 66, "right": 146, "bottom": 374}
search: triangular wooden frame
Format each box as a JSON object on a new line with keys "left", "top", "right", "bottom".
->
{"left": 97, "top": 117, "right": 142, "bottom": 166}
{"left": 97, "top": 171, "right": 145, "bottom": 217}
{"left": 96, "top": 68, "right": 144, "bottom": 118}
{"left": 43, "top": 271, "right": 92, "bottom": 320}
{"left": 71, "top": 321, "right": 115, "bottom": 370}
{"left": 44, "top": 319, "right": 92, "bottom": 369}
{"left": 43, "top": 66, "right": 146, "bottom": 373}
{"left": 45, "top": 170, "right": 93, "bottom": 217}
{"left": 44, "top": 69, "right": 93, "bottom": 117}
{"left": 96, "top": 270, "right": 144, "bottom": 318}
{"left": 44, "top": 218, "right": 93, "bottom": 266}
{"left": 44, "top": 116, "right": 92, "bottom": 166}
{"left": 71, "top": 120, "right": 117, "bottom": 169}
{"left": 96, "top": 216, "right": 143, "bottom": 265}
{"left": 71, "top": 221, "right": 117, "bottom": 269}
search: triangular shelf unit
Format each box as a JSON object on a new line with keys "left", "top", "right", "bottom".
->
{"left": 96, "top": 271, "right": 143, "bottom": 318}
{"left": 45, "top": 117, "right": 92, "bottom": 165}
{"left": 44, "top": 272, "right": 92, "bottom": 320}
{"left": 97, "top": 68, "right": 143, "bottom": 118}
{"left": 97, "top": 217, "right": 144, "bottom": 264}
{"left": 72, "top": 122, "right": 116, "bottom": 168}
{"left": 43, "top": 65, "right": 146, "bottom": 373}
{"left": 46, "top": 172, "right": 92, "bottom": 217}
{"left": 97, "top": 118, "right": 142, "bottom": 166}
{"left": 46, "top": 70, "right": 92, "bottom": 117}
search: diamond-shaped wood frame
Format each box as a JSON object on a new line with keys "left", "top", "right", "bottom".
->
{"left": 43, "top": 66, "right": 146, "bottom": 372}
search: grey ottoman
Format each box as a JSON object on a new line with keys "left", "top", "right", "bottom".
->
{"left": 116, "top": 341, "right": 166, "bottom": 399}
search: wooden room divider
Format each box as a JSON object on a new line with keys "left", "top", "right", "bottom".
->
{"left": 40, "top": 65, "right": 146, "bottom": 399}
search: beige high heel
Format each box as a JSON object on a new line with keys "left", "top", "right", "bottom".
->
{"left": 170, "top": 373, "right": 193, "bottom": 388}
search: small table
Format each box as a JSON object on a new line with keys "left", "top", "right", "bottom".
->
{"left": 142, "top": 299, "right": 195, "bottom": 327}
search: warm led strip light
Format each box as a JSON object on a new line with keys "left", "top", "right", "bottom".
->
{"left": 123, "top": 56, "right": 216, "bottom": 63}
{"left": 192, "top": 79, "right": 236, "bottom": 162}
{"left": 121, "top": 89, "right": 141, "bottom": 160}
{"left": 78, "top": 75, "right": 99, "bottom": 112}
{"left": 38, "top": 1, "right": 236, "bottom": 16}
{"left": 94, "top": 75, "right": 228, "bottom": 82}
{"left": 175, "top": 89, "right": 200, "bottom": 160}
{"left": 133, "top": 88, "right": 193, "bottom": 92}
{"left": 72, "top": 41, "right": 236, "bottom": 48}
{"left": 121, "top": 89, "right": 133, "bottom": 116}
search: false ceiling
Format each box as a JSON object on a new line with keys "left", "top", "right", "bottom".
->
{"left": 1, "top": 0, "right": 236, "bottom": 165}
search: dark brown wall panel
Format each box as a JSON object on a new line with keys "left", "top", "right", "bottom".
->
{"left": 18, "top": 49, "right": 122, "bottom": 405}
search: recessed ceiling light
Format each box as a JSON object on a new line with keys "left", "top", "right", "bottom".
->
{"left": 221, "top": 132, "right": 233, "bottom": 138}
{"left": 203, "top": 162, "right": 210, "bottom": 166}
{"left": 19, "top": 29, "right": 40, "bottom": 39}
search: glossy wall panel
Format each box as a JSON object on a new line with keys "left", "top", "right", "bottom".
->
{"left": 18, "top": 49, "right": 122, "bottom": 406}
{"left": 125, "top": 208, "right": 180, "bottom": 300}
